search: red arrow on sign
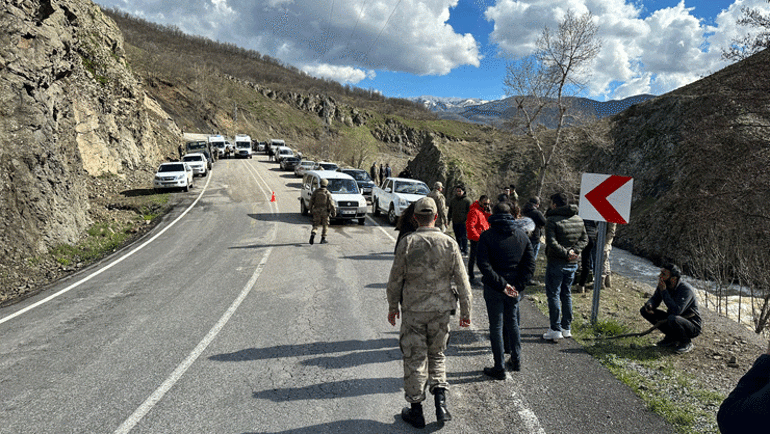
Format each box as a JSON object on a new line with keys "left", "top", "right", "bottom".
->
{"left": 584, "top": 175, "right": 633, "bottom": 224}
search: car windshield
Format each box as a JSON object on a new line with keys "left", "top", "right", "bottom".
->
{"left": 187, "top": 142, "right": 206, "bottom": 150}
{"left": 327, "top": 179, "right": 359, "bottom": 194}
{"left": 344, "top": 170, "right": 371, "bottom": 182}
{"left": 236, "top": 142, "right": 250, "bottom": 147}
{"left": 394, "top": 181, "right": 429, "bottom": 195}
{"left": 320, "top": 163, "right": 338, "bottom": 170}
{"left": 300, "top": 161, "right": 315, "bottom": 167}
{"left": 158, "top": 164, "right": 185, "bottom": 172}
{"left": 183, "top": 155, "right": 203, "bottom": 162}
{"left": 212, "top": 142, "right": 225, "bottom": 148}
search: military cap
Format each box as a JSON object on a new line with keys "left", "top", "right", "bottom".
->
{"left": 433, "top": 181, "right": 443, "bottom": 189}
{"left": 414, "top": 197, "right": 437, "bottom": 215}
{"left": 320, "top": 178, "right": 329, "bottom": 187}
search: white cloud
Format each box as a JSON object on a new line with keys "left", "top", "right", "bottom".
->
{"left": 97, "top": 0, "right": 482, "bottom": 80}
{"left": 301, "top": 64, "right": 376, "bottom": 84}
{"left": 485, "top": 0, "right": 770, "bottom": 99}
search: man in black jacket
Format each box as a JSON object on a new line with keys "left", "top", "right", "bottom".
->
{"left": 717, "top": 339, "right": 770, "bottom": 434}
{"left": 641, "top": 263, "right": 702, "bottom": 354}
{"left": 543, "top": 193, "right": 588, "bottom": 341}
{"left": 477, "top": 202, "right": 535, "bottom": 378}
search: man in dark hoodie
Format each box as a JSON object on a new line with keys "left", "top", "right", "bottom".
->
{"left": 477, "top": 202, "right": 535, "bottom": 379}
{"left": 543, "top": 193, "right": 588, "bottom": 341}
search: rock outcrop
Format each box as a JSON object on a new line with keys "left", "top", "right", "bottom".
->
{"left": 0, "top": 0, "right": 179, "bottom": 266}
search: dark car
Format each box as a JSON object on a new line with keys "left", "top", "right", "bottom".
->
{"left": 280, "top": 156, "right": 301, "bottom": 171}
{"left": 339, "top": 168, "right": 375, "bottom": 202}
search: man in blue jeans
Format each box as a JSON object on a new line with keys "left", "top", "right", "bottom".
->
{"left": 542, "top": 193, "right": 588, "bottom": 341}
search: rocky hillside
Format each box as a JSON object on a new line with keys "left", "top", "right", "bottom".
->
{"left": 0, "top": 0, "right": 181, "bottom": 294}
{"left": 585, "top": 48, "right": 770, "bottom": 276}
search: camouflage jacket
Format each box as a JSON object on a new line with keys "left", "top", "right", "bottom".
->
{"left": 427, "top": 189, "right": 448, "bottom": 230}
{"left": 387, "top": 227, "right": 472, "bottom": 319}
{"left": 310, "top": 187, "right": 335, "bottom": 215}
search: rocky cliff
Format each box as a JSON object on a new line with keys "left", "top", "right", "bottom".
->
{"left": 0, "top": 0, "right": 179, "bottom": 282}
{"left": 586, "top": 48, "right": 770, "bottom": 271}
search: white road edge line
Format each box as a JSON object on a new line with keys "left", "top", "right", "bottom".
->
{"left": 0, "top": 175, "right": 213, "bottom": 326}
{"left": 114, "top": 157, "right": 277, "bottom": 434}
{"left": 113, "top": 246, "right": 273, "bottom": 434}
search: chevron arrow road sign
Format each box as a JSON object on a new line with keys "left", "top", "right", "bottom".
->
{"left": 579, "top": 173, "right": 633, "bottom": 224}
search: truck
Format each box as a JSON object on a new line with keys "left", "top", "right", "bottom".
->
{"left": 234, "top": 134, "right": 253, "bottom": 159}
{"left": 208, "top": 135, "right": 232, "bottom": 159}
{"left": 371, "top": 177, "right": 430, "bottom": 225}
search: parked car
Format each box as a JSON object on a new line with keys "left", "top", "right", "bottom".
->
{"left": 182, "top": 153, "right": 208, "bottom": 177}
{"left": 339, "top": 168, "right": 375, "bottom": 202}
{"left": 185, "top": 141, "right": 214, "bottom": 169}
{"left": 154, "top": 162, "right": 194, "bottom": 191}
{"left": 372, "top": 177, "right": 430, "bottom": 225}
{"left": 280, "top": 156, "right": 301, "bottom": 171}
{"left": 294, "top": 160, "right": 316, "bottom": 178}
{"left": 274, "top": 146, "right": 294, "bottom": 163}
{"left": 257, "top": 141, "right": 267, "bottom": 152}
{"left": 300, "top": 170, "right": 368, "bottom": 225}
{"left": 315, "top": 161, "right": 339, "bottom": 171}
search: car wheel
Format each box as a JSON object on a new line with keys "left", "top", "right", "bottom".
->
{"left": 301, "top": 199, "right": 308, "bottom": 216}
{"left": 184, "top": 184, "right": 189, "bottom": 192}
{"left": 388, "top": 204, "right": 397, "bottom": 225}
{"left": 373, "top": 199, "right": 380, "bottom": 216}
{"left": 358, "top": 218, "right": 366, "bottom": 226}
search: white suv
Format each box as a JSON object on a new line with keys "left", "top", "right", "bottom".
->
{"left": 300, "top": 171, "right": 368, "bottom": 225}
{"left": 182, "top": 153, "right": 208, "bottom": 176}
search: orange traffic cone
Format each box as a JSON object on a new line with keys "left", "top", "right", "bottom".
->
{"left": 270, "top": 191, "right": 276, "bottom": 202}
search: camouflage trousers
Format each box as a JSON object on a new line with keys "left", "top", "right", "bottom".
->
{"left": 311, "top": 212, "right": 330, "bottom": 237}
{"left": 399, "top": 310, "right": 452, "bottom": 403}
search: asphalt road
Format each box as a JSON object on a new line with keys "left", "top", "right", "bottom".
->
{"left": 0, "top": 155, "right": 675, "bottom": 434}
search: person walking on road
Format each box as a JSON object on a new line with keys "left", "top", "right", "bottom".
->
{"left": 448, "top": 185, "right": 472, "bottom": 255}
{"left": 543, "top": 192, "right": 588, "bottom": 341}
{"left": 387, "top": 197, "right": 472, "bottom": 429}
{"left": 641, "top": 263, "right": 702, "bottom": 354}
{"left": 309, "top": 178, "right": 336, "bottom": 245}
{"left": 477, "top": 202, "right": 535, "bottom": 379}
{"left": 427, "top": 181, "right": 448, "bottom": 232}
{"left": 466, "top": 195, "right": 491, "bottom": 284}
{"left": 370, "top": 161, "right": 378, "bottom": 186}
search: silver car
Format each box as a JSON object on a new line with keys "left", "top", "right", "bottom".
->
{"left": 182, "top": 153, "right": 208, "bottom": 176}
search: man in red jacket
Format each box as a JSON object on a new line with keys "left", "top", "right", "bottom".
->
{"left": 466, "top": 195, "right": 491, "bottom": 283}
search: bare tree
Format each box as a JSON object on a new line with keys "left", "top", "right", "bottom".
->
{"left": 722, "top": 0, "right": 770, "bottom": 61}
{"left": 503, "top": 10, "right": 601, "bottom": 197}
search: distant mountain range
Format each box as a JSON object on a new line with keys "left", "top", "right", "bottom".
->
{"left": 409, "top": 94, "right": 656, "bottom": 129}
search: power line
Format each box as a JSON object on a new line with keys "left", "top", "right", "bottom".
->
{"left": 368, "top": 0, "right": 403, "bottom": 56}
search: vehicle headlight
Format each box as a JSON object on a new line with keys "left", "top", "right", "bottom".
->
{"left": 176, "top": 174, "right": 186, "bottom": 180}
{"left": 398, "top": 197, "right": 408, "bottom": 208}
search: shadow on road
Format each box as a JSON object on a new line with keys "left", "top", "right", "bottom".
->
{"left": 209, "top": 338, "right": 399, "bottom": 362}
{"left": 243, "top": 416, "right": 418, "bottom": 434}
{"left": 121, "top": 188, "right": 159, "bottom": 197}
{"left": 251, "top": 378, "right": 402, "bottom": 402}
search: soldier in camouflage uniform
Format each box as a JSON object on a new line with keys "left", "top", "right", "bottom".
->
{"left": 309, "top": 178, "right": 336, "bottom": 245}
{"left": 426, "top": 181, "right": 448, "bottom": 232}
{"left": 387, "top": 197, "right": 472, "bottom": 429}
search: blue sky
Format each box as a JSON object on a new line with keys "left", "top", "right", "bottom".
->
{"left": 94, "top": 0, "right": 769, "bottom": 101}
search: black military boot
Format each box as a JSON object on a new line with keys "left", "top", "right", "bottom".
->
{"left": 320, "top": 237, "right": 328, "bottom": 244}
{"left": 434, "top": 388, "right": 452, "bottom": 427}
{"left": 309, "top": 234, "right": 315, "bottom": 245}
{"left": 401, "top": 402, "right": 425, "bottom": 429}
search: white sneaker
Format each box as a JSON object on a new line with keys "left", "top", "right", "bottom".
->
{"left": 562, "top": 329, "right": 572, "bottom": 338}
{"left": 542, "top": 329, "right": 563, "bottom": 341}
